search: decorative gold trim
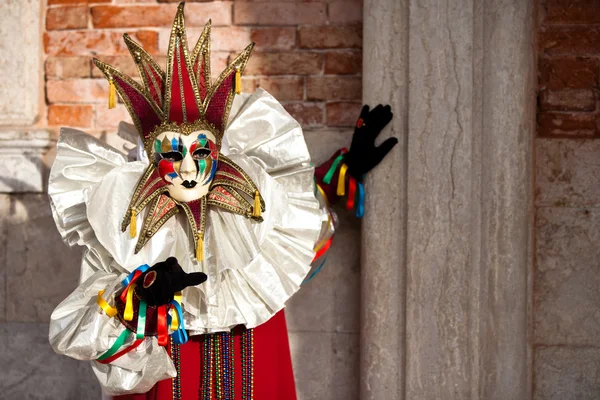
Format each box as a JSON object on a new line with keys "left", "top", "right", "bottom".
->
{"left": 203, "top": 42, "right": 254, "bottom": 133}
{"left": 124, "top": 33, "right": 165, "bottom": 108}
{"left": 135, "top": 194, "right": 180, "bottom": 253}
{"left": 217, "top": 155, "right": 265, "bottom": 210}
{"left": 179, "top": 196, "right": 207, "bottom": 252}
{"left": 93, "top": 58, "right": 164, "bottom": 149}
{"left": 192, "top": 19, "right": 212, "bottom": 96}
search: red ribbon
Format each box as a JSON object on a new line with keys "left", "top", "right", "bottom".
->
{"left": 157, "top": 305, "right": 168, "bottom": 346}
{"left": 312, "top": 236, "right": 333, "bottom": 262}
{"left": 97, "top": 339, "right": 144, "bottom": 364}
{"left": 120, "top": 270, "right": 142, "bottom": 303}
{"left": 346, "top": 176, "right": 356, "bottom": 210}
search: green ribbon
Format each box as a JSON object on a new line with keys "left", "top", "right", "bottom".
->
{"left": 323, "top": 154, "right": 345, "bottom": 185}
{"left": 136, "top": 299, "right": 147, "bottom": 340}
{"left": 97, "top": 329, "right": 131, "bottom": 361}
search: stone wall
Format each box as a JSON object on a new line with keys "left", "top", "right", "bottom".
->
{"left": 535, "top": 0, "right": 600, "bottom": 398}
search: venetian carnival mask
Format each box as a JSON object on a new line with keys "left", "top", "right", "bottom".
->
{"left": 153, "top": 124, "right": 219, "bottom": 203}
{"left": 93, "top": 2, "right": 265, "bottom": 261}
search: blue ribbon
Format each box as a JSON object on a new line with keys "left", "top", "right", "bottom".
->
{"left": 169, "top": 300, "right": 188, "bottom": 345}
{"left": 121, "top": 264, "right": 150, "bottom": 286}
{"left": 356, "top": 182, "right": 365, "bottom": 218}
{"left": 302, "top": 256, "right": 329, "bottom": 285}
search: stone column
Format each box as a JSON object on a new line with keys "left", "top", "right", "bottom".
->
{"left": 0, "top": 0, "right": 50, "bottom": 191}
{"left": 360, "top": 1, "right": 535, "bottom": 399}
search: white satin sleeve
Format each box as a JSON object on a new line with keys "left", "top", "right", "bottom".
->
{"left": 48, "top": 130, "right": 176, "bottom": 396}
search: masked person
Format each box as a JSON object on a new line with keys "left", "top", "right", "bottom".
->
{"left": 48, "top": 3, "right": 396, "bottom": 399}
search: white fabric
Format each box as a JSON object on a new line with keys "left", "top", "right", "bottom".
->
{"left": 48, "top": 89, "right": 324, "bottom": 395}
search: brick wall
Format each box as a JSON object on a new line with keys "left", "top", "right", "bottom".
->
{"left": 538, "top": 0, "right": 600, "bottom": 137}
{"left": 44, "top": 0, "right": 363, "bottom": 136}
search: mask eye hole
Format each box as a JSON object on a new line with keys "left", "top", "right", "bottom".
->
{"left": 160, "top": 151, "right": 183, "bottom": 162}
{"left": 193, "top": 148, "right": 211, "bottom": 159}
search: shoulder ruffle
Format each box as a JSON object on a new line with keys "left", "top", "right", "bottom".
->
{"left": 49, "top": 89, "right": 321, "bottom": 332}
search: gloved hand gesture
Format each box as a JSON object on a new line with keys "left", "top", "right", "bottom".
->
{"left": 345, "top": 104, "right": 397, "bottom": 181}
{"left": 138, "top": 257, "right": 207, "bottom": 306}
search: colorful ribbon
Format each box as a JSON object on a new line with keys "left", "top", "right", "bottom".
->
{"left": 323, "top": 153, "right": 346, "bottom": 185}
{"left": 346, "top": 176, "right": 357, "bottom": 210}
{"left": 170, "top": 292, "right": 182, "bottom": 330}
{"left": 97, "top": 290, "right": 118, "bottom": 318}
{"left": 122, "top": 264, "right": 150, "bottom": 286}
{"left": 356, "top": 182, "right": 365, "bottom": 218}
{"left": 169, "top": 299, "right": 188, "bottom": 345}
{"left": 123, "top": 283, "right": 137, "bottom": 322}
{"left": 303, "top": 256, "right": 329, "bottom": 284}
{"left": 157, "top": 305, "right": 168, "bottom": 346}
{"left": 97, "top": 328, "right": 144, "bottom": 364}
{"left": 136, "top": 299, "right": 147, "bottom": 340}
{"left": 337, "top": 164, "right": 348, "bottom": 196}
{"left": 313, "top": 236, "right": 333, "bottom": 261}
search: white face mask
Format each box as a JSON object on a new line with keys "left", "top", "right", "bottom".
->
{"left": 153, "top": 129, "right": 218, "bottom": 203}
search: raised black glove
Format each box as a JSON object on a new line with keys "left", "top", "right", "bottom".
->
{"left": 345, "top": 104, "right": 397, "bottom": 181}
{"left": 138, "top": 257, "right": 207, "bottom": 306}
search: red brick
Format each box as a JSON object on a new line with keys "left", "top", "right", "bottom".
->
{"left": 256, "top": 77, "right": 304, "bottom": 101}
{"left": 49, "top": 0, "right": 110, "bottom": 4}
{"left": 539, "top": 89, "right": 595, "bottom": 112}
{"left": 324, "top": 50, "right": 362, "bottom": 74}
{"left": 538, "top": 112, "right": 596, "bottom": 137}
{"left": 244, "top": 52, "right": 322, "bottom": 75}
{"left": 299, "top": 25, "right": 362, "bottom": 49}
{"left": 326, "top": 102, "right": 362, "bottom": 126}
{"left": 48, "top": 105, "right": 94, "bottom": 127}
{"left": 91, "top": 4, "right": 231, "bottom": 28}
{"left": 251, "top": 27, "right": 296, "bottom": 51}
{"left": 157, "top": 0, "right": 218, "bottom": 2}
{"left": 545, "top": 0, "right": 600, "bottom": 24}
{"left": 46, "top": 57, "right": 90, "bottom": 78}
{"left": 283, "top": 103, "right": 324, "bottom": 127}
{"left": 540, "top": 26, "right": 600, "bottom": 56}
{"left": 328, "top": 0, "right": 362, "bottom": 23}
{"left": 95, "top": 104, "right": 133, "bottom": 128}
{"left": 46, "top": 6, "right": 89, "bottom": 30}
{"left": 44, "top": 30, "right": 158, "bottom": 56}
{"left": 539, "top": 57, "right": 599, "bottom": 90}
{"left": 234, "top": 3, "right": 326, "bottom": 25}
{"left": 47, "top": 79, "right": 109, "bottom": 104}
{"left": 160, "top": 27, "right": 251, "bottom": 53}
{"left": 306, "top": 76, "right": 361, "bottom": 101}
{"left": 90, "top": 55, "right": 140, "bottom": 78}
{"left": 210, "top": 52, "right": 231, "bottom": 79}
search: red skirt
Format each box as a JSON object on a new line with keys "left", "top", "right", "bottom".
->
{"left": 114, "top": 310, "right": 296, "bottom": 400}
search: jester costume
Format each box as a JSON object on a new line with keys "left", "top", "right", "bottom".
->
{"left": 48, "top": 3, "right": 396, "bottom": 399}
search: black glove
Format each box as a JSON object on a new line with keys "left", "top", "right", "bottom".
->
{"left": 138, "top": 257, "right": 207, "bottom": 306}
{"left": 345, "top": 104, "right": 397, "bottom": 181}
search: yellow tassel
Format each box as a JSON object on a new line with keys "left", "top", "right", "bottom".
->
{"left": 196, "top": 234, "right": 204, "bottom": 262}
{"left": 129, "top": 208, "right": 137, "bottom": 238}
{"left": 235, "top": 67, "right": 241, "bottom": 95}
{"left": 252, "top": 190, "right": 261, "bottom": 218}
{"left": 108, "top": 78, "right": 117, "bottom": 109}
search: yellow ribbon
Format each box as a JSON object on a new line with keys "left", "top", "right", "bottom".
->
{"left": 337, "top": 163, "right": 348, "bottom": 196}
{"left": 97, "top": 290, "right": 118, "bottom": 318}
{"left": 171, "top": 292, "right": 182, "bottom": 330}
{"left": 123, "top": 283, "right": 136, "bottom": 321}
{"left": 316, "top": 183, "right": 329, "bottom": 205}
